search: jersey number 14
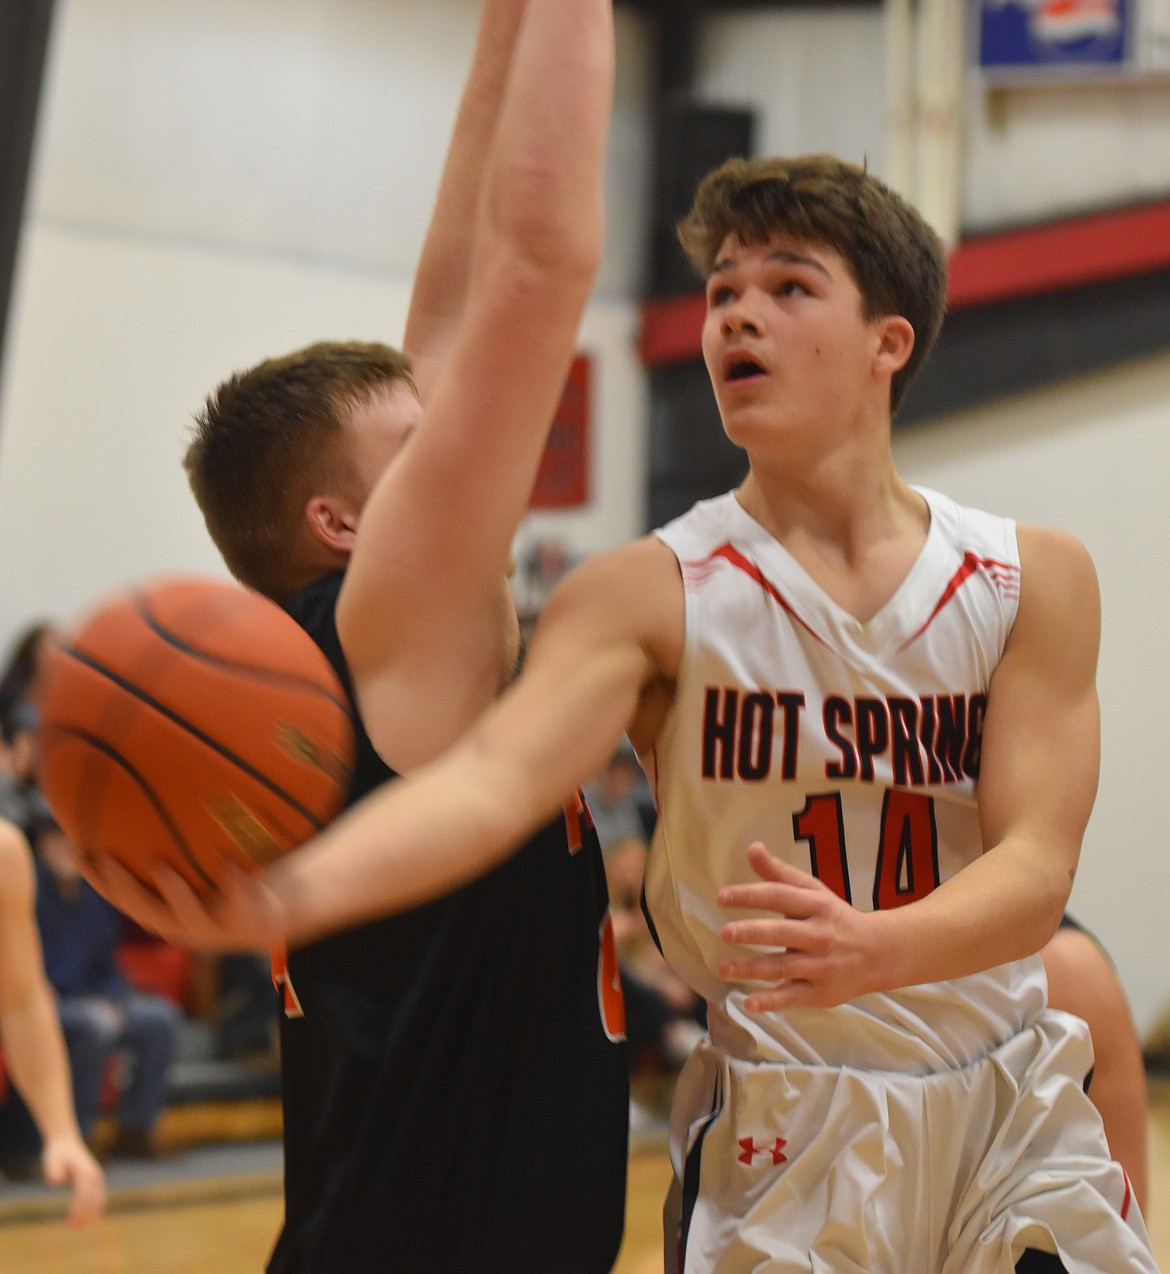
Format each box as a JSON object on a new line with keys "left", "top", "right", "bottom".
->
{"left": 794, "top": 789, "right": 940, "bottom": 909}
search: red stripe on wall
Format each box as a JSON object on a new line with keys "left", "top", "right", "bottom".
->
{"left": 638, "top": 198, "right": 1170, "bottom": 368}
{"left": 638, "top": 292, "right": 708, "bottom": 367}
{"left": 948, "top": 200, "right": 1170, "bottom": 307}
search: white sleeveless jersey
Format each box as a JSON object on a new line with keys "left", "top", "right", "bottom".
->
{"left": 648, "top": 487, "right": 1048, "bottom": 1074}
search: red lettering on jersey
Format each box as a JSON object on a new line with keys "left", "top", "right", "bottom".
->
{"left": 271, "top": 945, "right": 304, "bottom": 1019}
{"left": 598, "top": 910, "right": 626, "bottom": 1042}
{"left": 873, "top": 789, "right": 940, "bottom": 909}
{"left": 563, "top": 790, "right": 596, "bottom": 855}
{"left": 564, "top": 792, "right": 587, "bottom": 854}
{"left": 796, "top": 789, "right": 940, "bottom": 909}
{"left": 793, "top": 792, "right": 851, "bottom": 904}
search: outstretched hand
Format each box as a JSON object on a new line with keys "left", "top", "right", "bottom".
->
{"left": 80, "top": 854, "right": 285, "bottom": 954}
{"left": 718, "top": 843, "right": 881, "bottom": 1011}
{"left": 42, "top": 1134, "right": 106, "bottom": 1227}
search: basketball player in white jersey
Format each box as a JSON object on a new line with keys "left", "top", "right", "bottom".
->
{"left": 124, "top": 155, "right": 1157, "bottom": 1272}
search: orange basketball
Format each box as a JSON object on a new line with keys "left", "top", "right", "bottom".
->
{"left": 37, "top": 575, "right": 355, "bottom": 894}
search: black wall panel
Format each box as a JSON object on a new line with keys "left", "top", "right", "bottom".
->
{"left": 0, "top": 1, "right": 56, "bottom": 406}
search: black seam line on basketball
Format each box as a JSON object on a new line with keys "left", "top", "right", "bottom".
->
{"left": 132, "top": 595, "right": 352, "bottom": 716}
{"left": 49, "top": 726, "right": 217, "bottom": 891}
{"left": 59, "top": 643, "right": 329, "bottom": 831}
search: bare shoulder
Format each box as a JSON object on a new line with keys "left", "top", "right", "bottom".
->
{"left": 540, "top": 536, "right": 683, "bottom": 668}
{"left": 1013, "top": 524, "right": 1100, "bottom": 643}
{"left": 991, "top": 525, "right": 1101, "bottom": 715}
{"left": 1016, "top": 524, "right": 1098, "bottom": 588}
{"left": 536, "top": 536, "right": 683, "bottom": 752}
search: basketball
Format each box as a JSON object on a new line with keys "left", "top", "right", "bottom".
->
{"left": 36, "top": 575, "right": 355, "bottom": 894}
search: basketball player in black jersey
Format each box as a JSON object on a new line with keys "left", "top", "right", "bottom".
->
{"left": 87, "top": 2, "right": 627, "bottom": 1269}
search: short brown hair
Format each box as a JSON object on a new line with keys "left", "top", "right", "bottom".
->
{"left": 184, "top": 341, "right": 415, "bottom": 601}
{"left": 677, "top": 155, "right": 947, "bottom": 412}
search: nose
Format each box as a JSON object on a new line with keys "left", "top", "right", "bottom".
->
{"left": 721, "top": 288, "right": 762, "bottom": 337}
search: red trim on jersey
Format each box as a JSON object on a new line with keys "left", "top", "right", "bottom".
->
{"left": 1120, "top": 1168, "right": 1133, "bottom": 1222}
{"left": 898, "top": 552, "right": 1019, "bottom": 653}
{"left": 689, "top": 544, "right": 830, "bottom": 648}
{"left": 564, "top": 791, "right": 593, "bottom": 855}
{"left": 271, "top": 944, "right": 305, "bottom": 1018}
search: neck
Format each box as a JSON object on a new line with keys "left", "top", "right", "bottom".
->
{"left": 734, "top": 463, "right": 931, "bottom": 625}
{"left": 737, "top": 427, "right": 917, "bottom": 552}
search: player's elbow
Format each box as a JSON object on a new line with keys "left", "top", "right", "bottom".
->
{"left": 1030, "top": 857, "right": 1076, "bottom": 951}
{"left": 483, "top": 160, "right": 604, "bottom": 283}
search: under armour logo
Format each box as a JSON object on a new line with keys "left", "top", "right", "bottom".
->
{"left": 738, "top": 1137, "right": 788, "bottom": 1166}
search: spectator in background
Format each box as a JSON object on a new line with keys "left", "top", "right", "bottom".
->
{"left": 0, "top": 622, "right": 55, "bottom": 747}
{"left": 513, "top": 536, "right": 578, "bottom": 638}
{"left": 1, "top": 701, "right": 42, "bottom": 830}
{"left": 31, "top": 810, "right": 180, "bottom": 1159}
{"left": 0, "top": 814, "right": 105, "bottom": 1223}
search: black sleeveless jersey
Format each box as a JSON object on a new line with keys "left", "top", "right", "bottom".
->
{"left": 270, "top": 572, "right": 628, "bottom": 1273}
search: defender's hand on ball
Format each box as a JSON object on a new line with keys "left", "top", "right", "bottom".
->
{"left": 718, "top": 843, "right": 881, "bottom": 1012}
{"left": 82, "top": 854, "right": 285, "bottom": 954}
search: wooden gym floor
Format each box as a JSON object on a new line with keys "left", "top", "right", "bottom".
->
{"left": 3, "top": 1080, "right": 1168, "bottom": 1272}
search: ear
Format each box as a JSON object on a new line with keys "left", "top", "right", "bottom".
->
{"left": 873, "top": 315, "right": 915, "bottom": 379}
{"left": 305, "top": 495, "right": 358, "bottom": 555}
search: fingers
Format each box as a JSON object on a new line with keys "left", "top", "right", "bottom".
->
{"left": 81, "top": 855, "right": 180, "bottom": 938}
{"left": 745, "top": 840, "right": 789, "bottom": 879}
{"left": 80, "top": 846, "right": 280, "bottom": 951}
{"left": 64, "top": 1165, "right": 107, "bottom": 1228}
{"left": 151, "top": 863, "right": 215, "bottom": 929}
{"left": 43, "top": 1141, "right": 106, "bottom": 1227}
{"left": 742, "top": 986, "right": 806, "bottom": 1013}
{"left": 77, "top": 850, "right": 130, "bottom": 900}
{"left": 719, "top": 947, "right": 812, "bottom": 982}
{"left": 161, "top": 861, "right": 285, "bottom": 953}
{"left": 718, "top": 845, "right": 823, "bottom": 913}
{"left": 718, "top": 884, "right": 822, "bottom": 925}
{"left": 720, "top": 917, "right": 806, "bottom": 949}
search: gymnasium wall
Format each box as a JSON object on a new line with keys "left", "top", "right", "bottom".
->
{"left": 1, "top": 0, "right": 1168, "bottom": 1034}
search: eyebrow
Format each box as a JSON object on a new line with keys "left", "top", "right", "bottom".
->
{"left": 710, "top": 248, "right": 832, "bottom": 279}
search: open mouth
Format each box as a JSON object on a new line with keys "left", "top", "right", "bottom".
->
{"left": 726, "top": 359, "right": 765, "bottom": 383}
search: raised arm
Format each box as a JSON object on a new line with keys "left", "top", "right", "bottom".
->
{"left": 402, "top": 0, "right": 529, "bottom": 399}
{"left": 337, "top": 0, "right": 616, "bottom": 773}
{"left": 0, "top": 821, "right": 105, "bottom": 1225}
{"left": 720, "top": 526, "right": 1100, "bottom": 1008}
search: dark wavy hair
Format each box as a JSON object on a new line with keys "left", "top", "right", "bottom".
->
{"left": 678, "top": 154, "right": 948, "bottom": 413}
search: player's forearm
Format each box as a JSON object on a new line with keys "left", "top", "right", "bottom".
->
{"left": 1, "top": 994, "right": 86, "bottom": 1145}
{"left": 269, "top": 640, "right": 638, "bottom": 945}
{"left": 481, "top": 0, "right": 614, "bottom": 280}
{"left": 404, "top": 0, "right": 530, "bottom": 393}
{"left": 268, "top": 747, "right": 554, "bottom": 947}
{"left": 866, "top": 836, "right": 1072, "bottom": 991}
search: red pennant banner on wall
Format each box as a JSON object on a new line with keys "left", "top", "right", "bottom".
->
{"left": 530, "top": 354, "right": 590, "bottom": 509}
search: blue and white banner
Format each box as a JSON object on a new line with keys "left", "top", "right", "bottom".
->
{"left": 977, "top": 0, "right": 1131, "bottom": 72}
